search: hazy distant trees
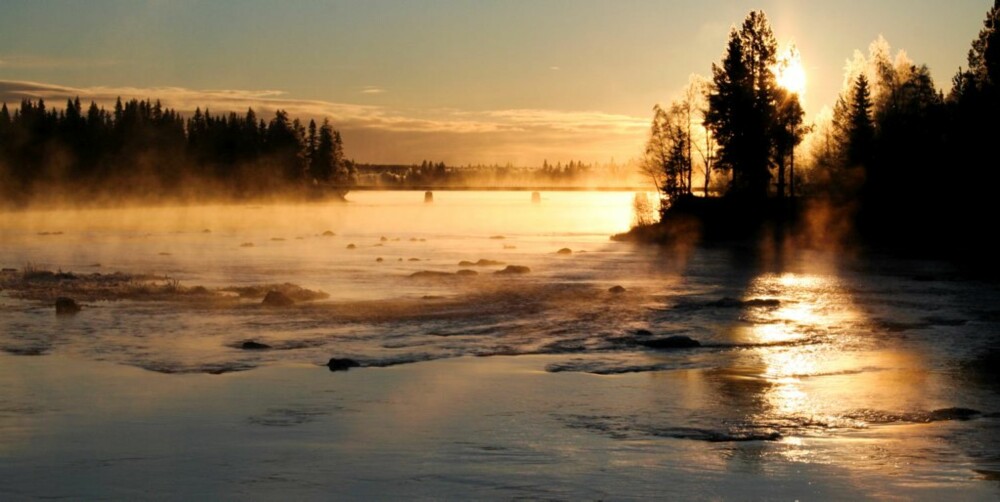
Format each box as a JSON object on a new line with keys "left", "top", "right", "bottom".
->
{"left": 0, "top": 97, "right": 351, "bottom": 205}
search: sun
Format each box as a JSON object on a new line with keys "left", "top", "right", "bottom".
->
{"left": 774, "top": 45, "right": 807, "bottom": 95}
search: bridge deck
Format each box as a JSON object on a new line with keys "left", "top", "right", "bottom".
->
{"left": 343, "top": 186, "right": 653, "bottom": 192}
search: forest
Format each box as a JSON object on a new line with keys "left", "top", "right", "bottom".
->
{"left": 0, "top": 98, "right": 354, "bottom": 206}
{"left": 637, "top": 3, "right": 1000, "bottom": 255}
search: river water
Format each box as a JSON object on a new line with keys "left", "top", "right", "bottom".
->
{"left": 1, "top": 191, "right": 999, "bottom": 499}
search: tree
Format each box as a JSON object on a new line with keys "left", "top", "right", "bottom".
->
{"left": 846, "top": 74, "right": 875, "bottom": 168}
{"left": 772, "top": 88, "right": 806, "bottom": 198}
{"left": 705, "top": 10, "right": 780, "bottom": 200}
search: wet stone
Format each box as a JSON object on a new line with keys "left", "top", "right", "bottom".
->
{"left": 55, "top": 297, "right": 81, "bottom": 315}
{"left": 327, "top": 358, "right": 361, "bottom": 372}
{"left": 639, "top": 335, "right": 701, "bottom": 349}
{"left": 241, "top": 341, "right": 272, "bottom": 350}
{"left": 262, "top": 290, "right": 295, "bottom": 307}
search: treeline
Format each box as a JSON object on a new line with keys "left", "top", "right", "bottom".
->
{"left": 644, "top": 3, "right": 1000, "bottom": 253}
{"left": 0, "top": 97, "right": 354, "bottom": 206}
{"left": 811, "top": 2, "right": 998, "bottom": 249}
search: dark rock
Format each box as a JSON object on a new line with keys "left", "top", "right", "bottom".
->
{"left": 557, "top": 248, "right": 573, "bottom": 255}
{"left": 409, "top": 271, "right": 453, "bottom": 279}
{"left": 380, "top": 236, "right": 388, "bottom": 242}
{"left": 346, "top": 244, "right": 356, "bottom": 249}
{"left": 408, "top": 258, "right": 421, "bottom": 261}
{"left": 743, "top": 298, "right": 780, "bottom": 308}
{"left": 241, "top": 341, "right": 272, "bottom": 350}
{"left": 55, "top": 297, "right": 81, "bottom": 315}
{"left": 456, "top": 269, "right": 478, "bottom": 276}
{"left": 239, "top": 242, "right": 254, "bottom": 247}
{"left": 270, "top": 237, "right": 285, "bottom": 241}
{"left": 709, "top": 297, "right": 779, "bottom": 308}
{"left": 459, "top": 259, "right": 505, "bottom": 267}
{"left": 376, "top": 257, "right": 384, "bottom": 262}
{"left": 262, "top": 290, "right": 295, "bottom": 307}
{"left": 609, "top": 285, "right": 626, "bottom": 294}
{"left": 489, "top": 235, "right": 505, "bottom": 240}
{"left": 634, "top": 329, "right": 654, "bottom": 337}
{"left": 327, "top": 358, "right": 361, "bottom": 372}
{"left": 928, "top": 407, "right": 981, "bottom": 421}
{"left": 322, "top": 230, "right": 335, "bottom": 236}
{"left": 495, "top": 265, "right": 530, "bottom": 274}
{"left": 639, "top": 335, "right": 701, "bottom": 349}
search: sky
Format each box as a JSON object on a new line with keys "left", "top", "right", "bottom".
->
{"left": 0, "top": 0, "right": 992, "bottom": 165}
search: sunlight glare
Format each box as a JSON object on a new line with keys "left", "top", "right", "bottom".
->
{"left": 774, "top": 44, "right": 807, "bottom": 96}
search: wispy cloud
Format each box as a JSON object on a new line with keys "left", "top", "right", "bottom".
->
{"left": 549, "top": 66, "right": 561, "bottom": 71}
{"left": 361, "top": 86, "right": 386, "bottom": 95}
{"left": 0, "top": 54, "right": 119, "bottom": 70}
{"left": 0, "top": 80, "right": 645, "bottom": 164}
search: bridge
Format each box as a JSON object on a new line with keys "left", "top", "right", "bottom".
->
{"left": 342, "top": 186, "right": 653, "bottom": 192}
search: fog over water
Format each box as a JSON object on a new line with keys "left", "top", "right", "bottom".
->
{"left": 1, "top": 191, "right": 999, "bottom": 499}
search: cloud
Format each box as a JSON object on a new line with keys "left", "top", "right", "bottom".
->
{"left": 0, "top": 54, "right": 119, "bottom": 70}
{"left": 361, "top": 87, "right": 386, "bottom": 94}
{"left": 0, "top": 79, "right": 645, "bottom": 165}
{"left": 549, "top": 66, "right": 561, "bottom": 71}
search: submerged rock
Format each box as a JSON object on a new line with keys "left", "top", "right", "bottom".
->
{"left": 455, "top": 269, "right": 479, "bottom": 276}
{"left": 241, "top": 341, "right": 272, "bottom": 350}
{"left": 409, "top": 271, "right": 454, "bottom": 279}
{"left": 327, "top": 358, "right": 361, "bottom": 372}
{"left": 376, "top": 257, "right": 384, "bottom": 262}
{"left": 557, "top": 248, "right": 573, "bottom": 255}
{"left": 639, "top": 335, "right": 701, "bottom": 349}
{"left": 346, "top": 244, "right": 356, "bottom": 249}
{"left": 322, "top": 230, "right": 336, "bottom": 236}
{"left": 459, "top": 259, "right": 505, "bottom": 267}
{"left": 239, "top": 242, "right": 254, "bottom": 248}
{"left": 55, "top": 297, "right": 81, "bottom": 315}
{"left": 262, "top": 290, "right": 295, "bottom": 307}
{"left": 928, "top": 407, "right": 981, "bottom": 421}
{"left": 709, "top": 297, "right": 780, "bottom": 308}
{"left": 495, "top": 265, "right": 531, "bottom": 275}
{"left": 609, "top": 285, "right": 626, "bottom": 294}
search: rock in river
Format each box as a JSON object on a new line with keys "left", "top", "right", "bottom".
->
{"left": 241, "top": 341, "right": 272, "bottom": 350}
{"left": 327, "top": 358, "right": 361, "bottom": 372}
{"left": 55, "top": 297, "right": 81, "bottom": 315}
{"left": 639, "top": 335, "right": 701, "bottom": 349}
{"left": 262, "top": 290, "right": 295, "bottom": 307}
{"left": 609, "top": 285, "right": 626, "bottom": 294}
{"left": 495, "top": 265, "right": 531, "bottom": 275}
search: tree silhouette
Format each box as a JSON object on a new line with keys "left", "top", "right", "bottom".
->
{"left": 705, "top": 11, "right": 780, "bottom": 201}
{"left": 846, "top": 74, "right": 875, "bottom": 168}
{"left": 0, "top": 97, "right": 351, "bottom": 205}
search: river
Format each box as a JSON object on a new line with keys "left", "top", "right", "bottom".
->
{"left": 1, "top": 191, "right": 999, "bottom": 499}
